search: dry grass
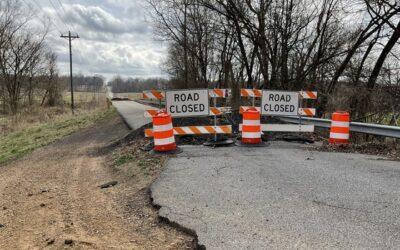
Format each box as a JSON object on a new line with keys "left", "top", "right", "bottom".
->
{"left": 63, "top": 91, "right": 108, "bottom": 104}
{"left": 0, "top": 107, "right": 116, "bottom": 165}
{"left": 1, "top": 91, "right": 108, "bottom": 136}
{"left": 0, "top": 91, "right": 114, "bottom": 165}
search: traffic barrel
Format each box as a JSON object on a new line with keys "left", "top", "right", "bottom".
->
{"left": 152, "top": 110, "right": 177, "bottom": 152}
{"left": 329, "top": 111, "right": 350, "bottom": 145}
{"left": 242, "top": 107, "right": 262, "bottom": 144}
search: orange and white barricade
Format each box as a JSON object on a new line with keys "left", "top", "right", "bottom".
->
{"left": 145, "top": 125, "right": 232, "bottom": 137}
{"left": 209, "top": 107, "right": 231, "bottom": 116}
{"left": 329, "top": 111, "right": 350, "bottom": 145}
{"left": 298, "top": 108, "right": 316, "bottom": 117}
{"left": 209, "top": 89, "right": 228, "bottom": 98}
{"left": 239, "top": 89, "right": 317, "bottom": 117}
{"left": 143, "top": 90, "right": 165, "bottom": 100}
{"left": 241, "top": 108, "right": 262, "bottom": 144}
{"left": 143, "top": 89, "right": 231, "bottom": 118}
{"left": 241, "top": 89, "right": 262, "bottom": 98}
{"left": 299, "top": 91, "right": 318, "bottom": 99}
{"left": 152, "top": 110, "right": 177, "bottom": 152}
{"left": 240, "top": 106, "right": 261, "bottom": 114}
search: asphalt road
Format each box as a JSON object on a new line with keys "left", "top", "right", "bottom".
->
{"left": 112, "top": 101, "right": 151, "bottom": 130}
{"left": 151, "top": 142, "right": 400, "bottom": 249}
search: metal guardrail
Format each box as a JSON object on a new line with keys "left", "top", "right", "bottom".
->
{"left": 279, "top": 116, "right": 400, "bottom": 139}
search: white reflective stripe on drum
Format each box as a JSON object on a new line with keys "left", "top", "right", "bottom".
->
{"left": 154, "top": 137, "right": 175, "bottom": 146}
{"left": 329, "top": 133, "right": 349, "bottom": 139}
{"left": 242, "top": 132, "right": 261, "bottom": 138}
{"left": 153, "top": 124, "right": 173, "bottom": 132}
{"left": 243, "top": 120, "right": 260, "bottom": 126}
{"left": 331, "top": 121, "right": 350, "bottom": 127}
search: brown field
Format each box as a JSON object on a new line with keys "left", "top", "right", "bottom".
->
{"left": 0, "top": 91, "right": 112, "bottom": 164}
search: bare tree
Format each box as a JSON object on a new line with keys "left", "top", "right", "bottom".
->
{"left": 147, "top": 0, "right": 400, "bottom": 115}
{"left": 41, "top": 52, "right": 60, "bottom": 106}
{"left": 0, "top": 0, "right": 49, "bottom": 114}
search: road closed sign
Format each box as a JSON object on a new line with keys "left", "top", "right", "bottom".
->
{"left": 166, "top": 89, "right": 209, "bottom": 117}
{"left": 261, "top": 90, "right": 299, "bottom": 116}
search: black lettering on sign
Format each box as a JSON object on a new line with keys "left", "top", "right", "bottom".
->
{"left": 186, "top": 94, "right": 193, "bottom": 101}
{"left": 174, "top": 94, "right": 180, "bottom": 102}
{"left": 269, "top": 93, "right": 292, "bottom": 102}
{"left": 269, "top": 94, "right": 274, "bottom": 101}
{"left": 194, "top": 93, "right": 199, "bottom": 101}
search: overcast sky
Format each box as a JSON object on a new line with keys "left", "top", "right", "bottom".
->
{"left": 28, "top": 0, "right": 167, "bottom": 80}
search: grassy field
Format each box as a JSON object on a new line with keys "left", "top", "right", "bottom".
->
{"left": 0, "top": 91, "right": 114, "bottom": 165}
{"left": 63, "top": 91, "right": 107, "bottom": 105}
{"left": 0, "top": 107, "right": 116, "bottom": 165}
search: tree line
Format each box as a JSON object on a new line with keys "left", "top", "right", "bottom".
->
{"left": 0, "top": 0, "right": 106, "bottom": 115}
{"left": 0, "top": 0, "right": 61, "bottom": 114}
{"left": 148, "top": 0, "right": 400, "bottom": 117}
{"left": 109, "top": 76, "right": 169, "bottom": 93}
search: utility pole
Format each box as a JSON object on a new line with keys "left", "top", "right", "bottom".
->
{"left": 61, "top": 31, "right": 79, "bottom": 113}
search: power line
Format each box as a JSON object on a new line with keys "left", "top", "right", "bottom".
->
{"left": 48, "top": 0, "right": 70, "bottom": 31}
{"left": 21, "top": 0, "right": 63, "bottom": 35}
{"left": 55, "top": 0, "right": 69, "bottom": 18}
{"left": 52, "top": 0, "right": 85, "bottom": 76}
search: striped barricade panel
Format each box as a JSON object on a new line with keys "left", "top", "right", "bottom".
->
{"left": 142, "top": 90, "right": 165, "bottom": 100}
{"left": 209, "top": 89, "right": 228, "bottom": 98}
{"left": 144, "top": 109, "right": 159, "bottom": 118}
{"left": 299, "top": 91, "right": 317, "bottom": 99}
{"left": 241, "top": 89, "right": 262, "bottom": 98}
{"left": 240, "top": 106, "right": 261, "bottom": 114}
{"left": 209, "top": 107, "right": 231, "bottom": 116}
{"left": 145, "top": 125, "right": 232, "bottom": 138}
{"left": 298, "top": 108, "right": 316, "bottom": 117}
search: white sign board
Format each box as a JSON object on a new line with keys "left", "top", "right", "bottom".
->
{"left": 261, "top": 90, "right": 299, "bottom": 116}
{"left": 166, "top": 89, "right": 209, "bottom": 117}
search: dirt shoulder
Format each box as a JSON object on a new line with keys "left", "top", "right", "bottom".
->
{"left": 0, "top": 115, "right": 195, "bottom": 249}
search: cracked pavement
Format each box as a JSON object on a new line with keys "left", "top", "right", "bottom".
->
{"left": 151, "top": 142, "right": 400, "bottom": 249}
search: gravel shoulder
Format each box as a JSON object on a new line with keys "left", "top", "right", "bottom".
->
{"left": 0, "top": 116, "right": 194, "bottom": 249}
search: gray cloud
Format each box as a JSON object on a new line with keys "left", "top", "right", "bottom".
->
{"left": 37, "top": 0, "right": 166, "bottom": 79}
{"left": 63, "top": 4, "right": 150, "bottom": 35}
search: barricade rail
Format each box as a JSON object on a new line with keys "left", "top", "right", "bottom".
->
{"left": 279, "top": 116, "right": 400, "bottom": 139}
